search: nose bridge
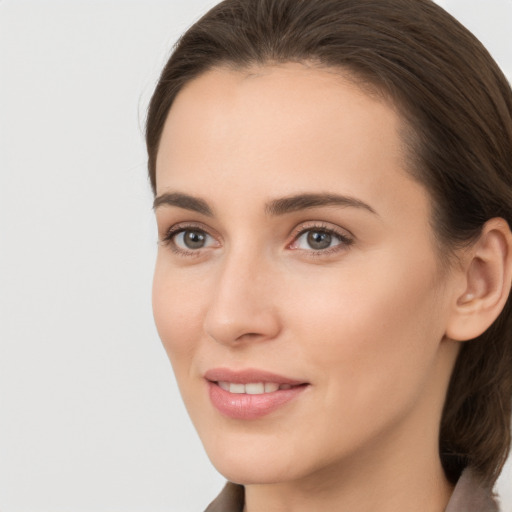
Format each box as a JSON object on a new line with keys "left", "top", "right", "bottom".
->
{"left": 203, "top": 244, "right": 280, "bottom": 345}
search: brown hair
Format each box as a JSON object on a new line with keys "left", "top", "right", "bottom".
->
{"left": 146, "top": 0, "right": 512, "bottom": 487}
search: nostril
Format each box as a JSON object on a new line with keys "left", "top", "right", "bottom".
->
{"left": 235, "top": 332, "right": 265, "bottom": 341}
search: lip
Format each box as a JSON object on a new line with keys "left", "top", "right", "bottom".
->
{"left": 204, "top": 367, "right": 306, "bottom": 386}
{"left": 205, "top": 367, "right": 309, "bottom": 420}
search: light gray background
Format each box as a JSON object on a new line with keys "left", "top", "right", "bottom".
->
{"left": 0, "top": 1, "right": 510, "bottom": 511}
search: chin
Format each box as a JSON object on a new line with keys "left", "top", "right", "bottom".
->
{"left": 203, "top": 434, "right": 305, "bottom": 485}
{"left": 213, "top": 459, "right": 294, "bottom": 486}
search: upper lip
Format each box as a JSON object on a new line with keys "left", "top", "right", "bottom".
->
{"left": 204, "top": 367, "right": 307, "bottom": 386}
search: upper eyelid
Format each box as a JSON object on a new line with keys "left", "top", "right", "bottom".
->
{"left": 161, "top": 221, "right": 217, "bottom": 239}
{"left": 290, "top": 221, "right": 354, "bottom": 240}
{"left": 160, "top": 220, "right": 351, "bottom": 235}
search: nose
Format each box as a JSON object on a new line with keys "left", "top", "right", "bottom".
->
{"left": 203, "top": 250, "right": 281, "bottom": 346}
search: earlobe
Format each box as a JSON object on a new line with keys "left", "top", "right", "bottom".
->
{"left": 446, "top": 218, "right": 512, "bottom": 342}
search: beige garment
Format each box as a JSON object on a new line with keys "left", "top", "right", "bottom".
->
{"left": 204, "top": 468, "right": 499, "bottom": 512}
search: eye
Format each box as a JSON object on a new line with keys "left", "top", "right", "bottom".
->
{"left": 175, "top": 229, "right": 211, "bottom": 250}
{"left": 297, "top": 230, "right": 337, "bottom": 250}
{"left": 289, "top": 224, "right": 353, "bottom": 254}
{"left": 162, "top": 225, "right": 218, "bottom": 254}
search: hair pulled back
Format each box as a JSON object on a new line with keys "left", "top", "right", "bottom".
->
{"left": 146, "top": 0, "right": 512, "bottom": 487}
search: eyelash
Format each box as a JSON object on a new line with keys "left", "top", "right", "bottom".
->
{"left": 289, "top": 222, "right": 354, "bottom": 256}
{"left": 160, "top": 222, "right": 354, "bottom": 258}
{"left": 161, "top": 222, "right": 215, "bottom": 258}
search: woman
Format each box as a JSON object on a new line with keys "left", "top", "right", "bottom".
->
{"left": 146, "top": 0, "right": 512, "bottom": 510}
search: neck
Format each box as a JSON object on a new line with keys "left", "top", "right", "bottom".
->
{"left": 244, "top": 445, "right": 453, "bottom": 512}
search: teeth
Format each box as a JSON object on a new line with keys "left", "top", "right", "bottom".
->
{"left": 264, "top": 382, "right": 279, "bottom": 393}
{"left": 218, "top": 381, "right": 230, "bottom": 391}
{"left": 246, "top": 383, "right": 265, "bottom": 394}
{"left": 217, "top": 381, "right": 292, "bottom": 394}
{"left": 230, "top": 383, "right": 245, "bottom": 394}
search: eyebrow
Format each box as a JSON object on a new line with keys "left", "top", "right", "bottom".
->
{"left": 153, "top": 191, "right": 377, "bottom": 217}
{"left": 153, "top": 192, "right": 213, "bottom": 216}
{"left": 265, "top": 193, "right": 378, "bottom": 216}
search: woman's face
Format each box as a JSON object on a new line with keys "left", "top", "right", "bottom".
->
{"left": 152, "top": 64, "right": 460, "bottom": 485}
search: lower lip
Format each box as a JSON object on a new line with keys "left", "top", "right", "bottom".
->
{"left": 208, "top": 381, "right": 308, "bottom": 420}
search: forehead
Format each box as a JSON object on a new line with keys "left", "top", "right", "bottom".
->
{"left": 158, "top": 63, "right": 402, "bottom": 167}
{"left": 155, "top": 63, "right": 429, "bottom": 224}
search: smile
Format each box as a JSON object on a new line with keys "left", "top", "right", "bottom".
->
{"left": 217, "top": 382, "right": 295, "bottom": 394}
{"left": 205, "top": 368, "right": 309, "bottom": 419}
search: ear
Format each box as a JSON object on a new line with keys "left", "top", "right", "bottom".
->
{"left": 445, "top": 218, "right": 512, "bottom": 342}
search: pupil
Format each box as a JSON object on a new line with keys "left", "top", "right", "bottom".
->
{"left": 184, "top": 230, "right": 206, "bottom": 249}
{"left": 307, "top": 231, "right": 331, "bottom": 250}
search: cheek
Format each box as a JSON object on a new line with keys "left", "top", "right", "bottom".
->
{"left": 287, "top": 253, "right": 446, "bottom": 407}
{"left": 152, "top": 260, "right": 207, "bottom": 371}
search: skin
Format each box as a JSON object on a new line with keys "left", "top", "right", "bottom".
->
{"left": 152, "top": 63, "right": 463, "bottom": 512}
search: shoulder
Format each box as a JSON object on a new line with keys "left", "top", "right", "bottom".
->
{"left": 445, "top": 467, "right": 500, "bottom": 512}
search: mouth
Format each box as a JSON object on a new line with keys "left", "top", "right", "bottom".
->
{"left": 216, "top": 381, "right": 303, "bottom": 394}
{"left": 204, "top": 368, "right": 309, "bottom": 420}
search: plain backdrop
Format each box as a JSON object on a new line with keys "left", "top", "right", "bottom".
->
{"left": 0, "top": 1, "right": 511, "bottom": 511}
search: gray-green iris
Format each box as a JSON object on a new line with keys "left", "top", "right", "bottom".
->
{"left": 307, "top": 231, "right": 332, "bottom": 250}
{"left": 184, "top": 230, "right": 207, "bottom": 249}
